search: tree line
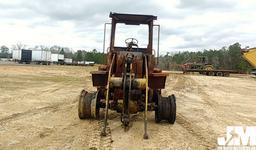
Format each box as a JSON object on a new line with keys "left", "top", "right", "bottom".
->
{"left": 0, "top": 42, "right": 253, "bottom": 72}
{"left": 72, "top": 49, "right": 105, "bottom": 64}
{"left": 158, "top": 42, "right": 252, "bottom": 72}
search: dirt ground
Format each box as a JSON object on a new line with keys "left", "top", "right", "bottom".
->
{"left": 0, "top": 64, "right": 256, "bottom": 150}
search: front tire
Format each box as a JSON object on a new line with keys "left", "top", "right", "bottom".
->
{"left": 155, "top": 94, "right": 176, "bottom": 124}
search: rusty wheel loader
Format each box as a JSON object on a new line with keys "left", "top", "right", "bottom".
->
{"left": 78, "top": 12, "right": 176, "bottom": 139}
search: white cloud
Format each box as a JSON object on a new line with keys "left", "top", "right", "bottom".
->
{"left": 0, "top": 0, "right": 255, "bottom": 54}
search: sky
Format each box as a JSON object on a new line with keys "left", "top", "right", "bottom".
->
{"left": 0, "top": 0, "right": 255, "bottom": 54}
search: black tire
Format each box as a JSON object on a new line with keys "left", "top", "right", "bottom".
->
{"left": 216, "top": 72, "right": 223, "bottom": 76}
{"left": 168, "top": 94, "right": 176, "bottom": 124}
{"left": 208, "top": 71, "right": 215, "bottom": 76}
{"left": 154, "top": 91, "right": 161, "bottom": 123}
{"left": 155, "top": 103, "right": 161, "bottom": 123}
{"left": 223, "top": 72, "right": 230, "bottom": 77}
{"left": 155, "top": 94, "right": 176, "bottom": 124}
{"left": 78, "top": 90, "right": 93, "bottom": 119}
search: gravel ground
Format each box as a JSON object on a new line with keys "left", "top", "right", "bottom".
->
{"left": 0, "top": 64, "right": 256, "bottom": 150}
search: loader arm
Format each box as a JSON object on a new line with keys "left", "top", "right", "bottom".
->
{"left": 242, "top": 48, "right": 256, "bottom": 68}
{"left": 242, "top": 48, "right": 256, "bottom": 75}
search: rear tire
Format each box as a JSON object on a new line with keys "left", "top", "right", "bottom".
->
{"left": 168, "top": 95, "right": 176, "bottom": 124}
{"left": 155, "top": 94, "right": 176, "bottom": 124}
{"left": 154, "top": 91, "right": 161, "bottom": 123}
{"left": 78, "top": 90, "right": 100, "bottom": 119}
{"left": 78, "top": 90, "right": 92, "bottom": 119}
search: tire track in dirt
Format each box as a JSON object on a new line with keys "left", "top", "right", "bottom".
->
{"left": 148, "top": 122, "right": 204, "bottom": 149}
{"left": 33, "top": 122, "right": 97, "bottom": 149}
{"left": 96, "top": 112, "right": 123, "bottom": 150}
{"left": 148, "top": 122, "right": 178, "bottom": 149}
{"left": 41, "top": 81, "right": 75, "bottom": 94}
{"left": 188, "top": 77, "right": 217, "bottom": 108}
{"left": 88, "top": 122, "right": 101, "bottom": 149}
{"left": 99, "top": 126, "right": 113, "bottom": 150}
{"left": 85, "top": 112, "right": 120, "bottom": 150}
{"left": 41, "top": 83, "right": 61, "bottom": 93}
{"left": 180, "top": 76, "right": 219, "bottom": 149}
{"left": 12, "top": 98, "right": 114, "bottom": 149}
{"left": 167, "top": 75, "right": 218, "bottom": 149}
{"left": 176, "top": 113, "right": 216, "bottom": 149}
{"left": 2, "top": 102, "right": 100, "bottom": 149}
{"left": 188, "top": 76, "right": 255, "bottom": 125}
{"left": 87, "top": 121, "right": 113, "bottom": 150}
{"left": 0, "top": 98, "right": 77, "bottom": 125}
{"left": 62, "top": 122, "right": 100, "bottom": 150}
{"left": 167, "top": 74, "right": 187, "bottom": 91}
{"left": 175, "top": 75, "right": 253, "bottom": 149}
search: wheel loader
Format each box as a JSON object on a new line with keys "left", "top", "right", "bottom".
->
{"left": 78, "top": 12, "right": 176, "bottom": 139}
{"left": 182, "top": 56, "right": 238, "bottom": 76}
{"left": 242, "top": 47, "right": 256, "bottom": 75}
{"left": 182, "top": 56, "right": 214, "bottom": 71}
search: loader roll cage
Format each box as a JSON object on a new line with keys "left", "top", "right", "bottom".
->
{"left": 103, "top": 12, "right": 160, "bottom": 62}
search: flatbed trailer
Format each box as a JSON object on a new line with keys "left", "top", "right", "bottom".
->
{"left": 183, "top": 69, "right": 239, "bottom": 77}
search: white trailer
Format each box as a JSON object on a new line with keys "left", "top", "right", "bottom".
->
{"left": 64, "top": 58, "right": 72, "bottom": 64}
{"left": 51, "top": 53, "right": 65, "bottom": 64}
{"left": 85, "top": 61, "right": 94, "bottom": 65}
{"left": 51, "top": 54, "right": 59, "bottom": 62}
{"left": 32, "top": 49, "right": 51, "bottom": 64}
{"left": 58, "top": 54, "right": 64, "bottom": 60}
{"left": 77, "top": 61, "right": 85, "bottom": 64}
{"left": 76, "top": 61, "right": 94, "bottom": 66}
{"left": 12, "top": 49, "right": 21, "bottom": 60}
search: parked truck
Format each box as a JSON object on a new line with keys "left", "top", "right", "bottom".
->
{"left": 13, "top": 49, "right": 71, "bottom": 65}
{"left": 64, "top": 58, "right": 72, "bottom": 65}
{"left": 12, "top": 49, "right": 32, "bottom": 64}
{"left": 242, "top": 47, "right": 256, "bottom": 75}
{"left": 51, "top": 53, "right": 64, "bottom": 64}
{"left": 58, "top": 54, "right": 64, "bottom": 64}
{"left": 32, "top": 49, "right": 51, "bottom": 64}
{"left": 51, "top": 53, "right": 58, "bottom": 63}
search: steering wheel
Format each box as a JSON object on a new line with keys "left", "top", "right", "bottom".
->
{"left": 125, "top": 38, "right": 138, "bottom": 47}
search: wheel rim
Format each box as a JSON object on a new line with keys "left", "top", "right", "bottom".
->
{"left": 78, "top": 90, "right": 88, "bottom": 119}
{"left": 78, "top": 90, "right": 94, "bottom": 119}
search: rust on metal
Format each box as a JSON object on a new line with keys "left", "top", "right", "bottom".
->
{"left": 79, "top": 12, "right": 176, "bottom": 139}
